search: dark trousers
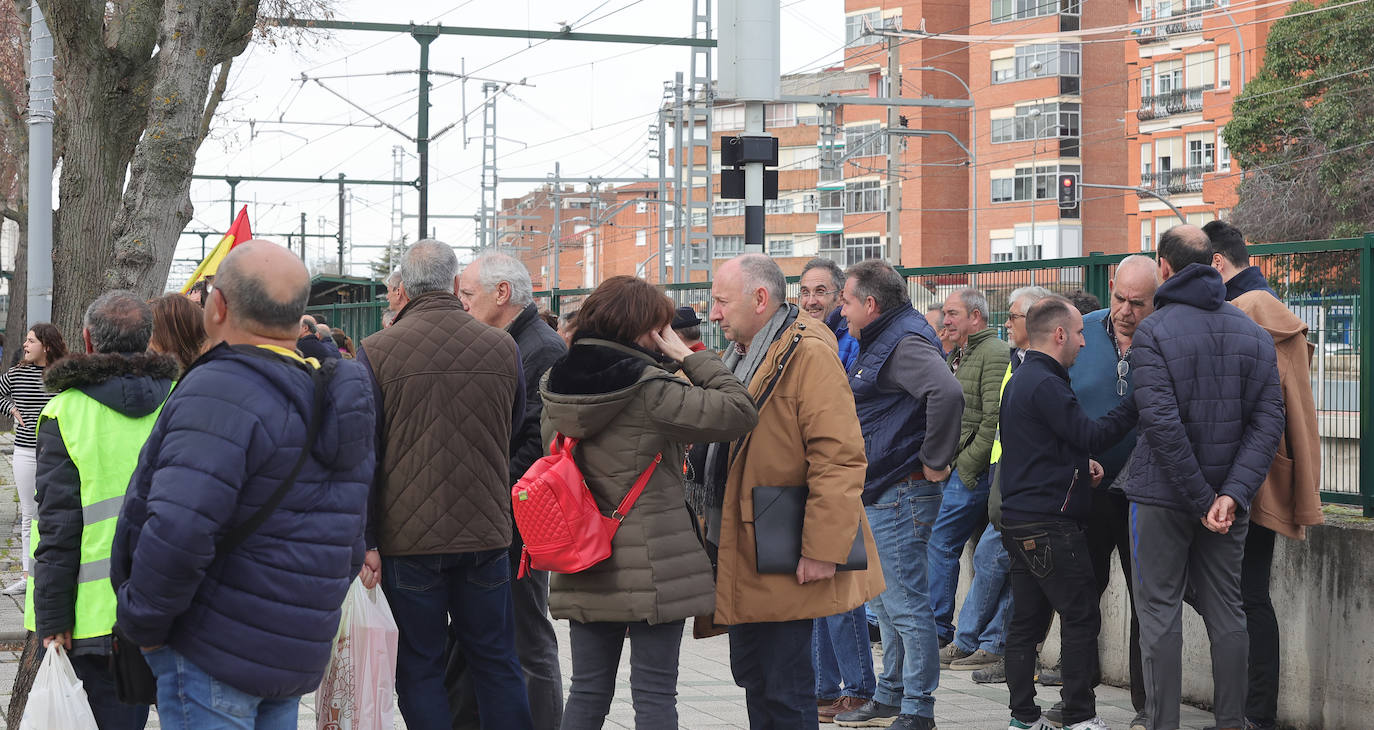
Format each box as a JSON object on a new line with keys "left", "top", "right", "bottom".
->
{"left": 1085, "top": 489, "right": 1146, "bottom": 712}
{"left": 561, "top": 619, "right": 685, "bottom": 730}
{"left": 1241, "top": 523, "right": 1279, "bottom": 725}
{"left": 384, "top": 550, "right": 533, "bottom": 730}
{"left": 729, "top": 620, "right": 819, "bottom": 730}
{"left": 447, "top": 537, "right": 564, "bottom": 730}
{"left": 44, "top": 651, "right": 150, "bottom": 730}
{"left": 1002, "top": 520, "right": 1101, "bottom": 727}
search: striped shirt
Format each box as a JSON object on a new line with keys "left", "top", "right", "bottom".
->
{"left": 0, "top": 364, "right": 57, "bottom": 448}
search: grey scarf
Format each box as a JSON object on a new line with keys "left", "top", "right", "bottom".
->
{"left": 689, "top": 304, "right": 798, "bottom": 546}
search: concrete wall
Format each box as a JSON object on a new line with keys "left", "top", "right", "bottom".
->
{"left": 1013, "top": 512, "right": 1374, "bottom": 729}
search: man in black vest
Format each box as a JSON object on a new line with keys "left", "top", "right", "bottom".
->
{"left": 833, "top": 260, "right": 963, "bottom": 730}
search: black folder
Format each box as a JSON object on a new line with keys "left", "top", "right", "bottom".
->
{"left": 751, "top": 486, "right": 868, "bottom": 574}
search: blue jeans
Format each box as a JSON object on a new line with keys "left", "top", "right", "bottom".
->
{"left": 143, "top": 647, "right": 296, "bottom": 730}
{"left": 384, "top": 550, "right": 533, "bottom": 730}
{"left": 952, "top": 522, "right": 1013, "bottom": 655}
{"left": 927, "top": 467, "right": 992, "bottom": 643}
{"left": 813, "top": 604, "right": 876, "bottom": 699}
{"left": 865, "top": 479, "right": 942, "bottom": 718}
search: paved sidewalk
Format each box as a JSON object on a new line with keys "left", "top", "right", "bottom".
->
{"left": 0, "top": 436, "right": 1221, "bottom": 729}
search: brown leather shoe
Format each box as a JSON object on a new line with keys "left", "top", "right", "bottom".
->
{"left": 819, "top": 697, "right": 840, "bottom": 708}
{"left": 820, "top": 696, "right": 869, "bottom": 723}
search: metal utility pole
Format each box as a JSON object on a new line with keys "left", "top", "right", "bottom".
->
{"left": 26, "top": 0, "right": 54, "bottom": 325}
{"left": 656, "top": 82, "right": 671, "bottom": 284}
{"left": 886, "top": 39, "right": 902, "bottom": 264}
{"left": 671, "top": 73, "right": 686, "bottom": 282}
{"left": 300, "top": 212, "right": 308, "bottom": 260}
{"left": 337, "top": 174, "right": 346, "bottom": 273}
{"left": 551, "top": 163, "right": 561, "bottom": 294}
{"left": 414, "top": 28, "right": 436, "bottom": 239}
{"left": 478, "top": 82, "right": 500, "bottom": 249}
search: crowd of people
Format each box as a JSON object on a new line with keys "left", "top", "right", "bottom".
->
{"left": 2, "top": 219, "right": 1321, "bottom": 730}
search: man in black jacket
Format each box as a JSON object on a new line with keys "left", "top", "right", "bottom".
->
{"left": 451, "top": 252, "right": 566, "bottom": 730}
{"left": 296, "top": 315, "right": 338, "bottom": 360}
{"left": 997, "top": 296, "right": 1136, "bottom": 730}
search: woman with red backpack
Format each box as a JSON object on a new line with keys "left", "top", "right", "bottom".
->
{"left": 539, "top": 275, "right": 757, "bottom": 729}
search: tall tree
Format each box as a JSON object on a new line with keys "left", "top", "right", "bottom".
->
{"left": 0, "top": 1, "right": 28, "bottom": 351}
{"left": 1223, "top": 0, "right": 1374, "bottom": 242}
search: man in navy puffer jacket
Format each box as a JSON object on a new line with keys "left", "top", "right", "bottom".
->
{"left": 112, "top": 241, "right": 376, "bottom": 729}
{"left": 1121, "top": 225, "right": 1284, "bottom": 730}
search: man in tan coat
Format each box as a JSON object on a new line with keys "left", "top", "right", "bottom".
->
{"left": 707, "top": 254, "right": 884, "bottom": 728}
{"left": 1207, "top": 221, "right": 1322, "bottom": 730}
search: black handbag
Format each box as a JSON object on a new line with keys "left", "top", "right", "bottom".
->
{"left": 751, "top": 485, "right": 868, "bottom": 574}
{"left": 109, "top": 359, "right": 329, "bottom": 705}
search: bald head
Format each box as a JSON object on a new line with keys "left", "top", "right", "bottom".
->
{"left": 213, "top": 240, "right": 311, "bottom": 338}
{"left": 710, "top": 254, "right": 786, "bottom": 347}
{"left": 1157, "top": 225, "right": 1212, "bottom": 279}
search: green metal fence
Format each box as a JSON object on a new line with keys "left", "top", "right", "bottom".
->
{"left": 305, "top": 301, "right": 385, "bottom": 345}
{"left": 535, "top": 234, "right": 1374, "bottom": 515}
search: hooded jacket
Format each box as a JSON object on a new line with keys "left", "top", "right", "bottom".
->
{"left": 29, "top": 352, "right": 176, "bottom": 650}
{"left": 540, "top": 339, "right": 756, "bottom": 624}
{"left": 1228, "top": 280, "right": 1323, "bottom": 539}
{"left": 1120, "top": 264, "right": 1285, "bottom": 516}
{"left": 948, "top": 327, "right": 1011, "bottom": 482}
{"left": 112, "top": 344, "right": 376, "bottom": 698}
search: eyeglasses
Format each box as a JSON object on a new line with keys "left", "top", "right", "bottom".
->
{"left": 1116, "top": 358, "right": 1130, "bottom": 397}
{"left": 1007, "top": 312, "right": 1026, "bottom": 322}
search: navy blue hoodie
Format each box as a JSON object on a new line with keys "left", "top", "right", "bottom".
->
{"left": 999, "top": 350, "right": 1137, "bottom": 523}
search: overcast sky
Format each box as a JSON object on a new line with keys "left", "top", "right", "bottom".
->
{"left": 176, "top": 0, "right": 843, "bottom": 280}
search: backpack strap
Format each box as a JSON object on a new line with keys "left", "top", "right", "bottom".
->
{"left": 611, "top": 453, "right": 663, "bottom": 525}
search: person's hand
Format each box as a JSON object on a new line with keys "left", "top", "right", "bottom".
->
{"left": 43, "top": 631, "right": 71, "bottom": 650}
{"left": 358, "top": 549, "right": 381, "bottom": 589}
{"left": 1088, "top": 459, "right": 1105, "bottom": 487}
{"left": 796, "top": 556, "right": 837, "bottom": 585}
{"left": 1203, "top": 495, "right": 1237, "bottom": 534}
{"left": 922, "top": 464, "right": 951, "bottom": 483}
{"left": 650, "top": 324, "right": 695, "bottom": 363}
{"left": 9, "top": 407, "right": 21, "bottom": 427}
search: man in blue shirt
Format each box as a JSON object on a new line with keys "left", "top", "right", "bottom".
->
{"left": 799, "top": 257, "right": 859, "bottom": 369}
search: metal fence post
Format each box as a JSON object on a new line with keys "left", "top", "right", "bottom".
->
{"left": 1361, "top": 234, "right": 1373, "bottom": 517}
{"left": 1084, "top": 252, "right": 1111, "bottom": 309}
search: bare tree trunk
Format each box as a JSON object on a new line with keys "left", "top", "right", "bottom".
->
{"left": 5, "top": 632, "right": 40, "bottom": 727}
{"left": 107, "top": 2, "right": 256, "bottom": 295}
{"left": 5, "top": 211, "right": 27, "bottom": 350}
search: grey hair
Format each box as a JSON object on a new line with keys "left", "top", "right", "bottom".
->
{"left": 736, "top": 253, "right": 786, "bottom": 306}
{"left": 401, "top": 239, "right": 459, "bottom": 297}
{"left": 954, "top": 287, "right": 990, "bottom": 323}
{"left": 1115, "top": 254, "right": 1159, "bottom": 283}
{"left": 216, "top": 256, "right": 310, "bottom": 334}
{"left": 475, "top": 253, "right": 534, "bottom": 307}
{"left": 315, "top": 323, "right": 332, "bottom": 338}
{"left": 84, "top": 290, "right": 153, "bottom": 354}
{"left": 385, "top": 269, "right": 402, "bottom": 288}
{"left": 845, "top": 259, "right": 909, "bottom": 313}
{"left": 801, "top": 257, "right": 845, "bottom": 292}
{"left": 1007, "top": 285, "right": 1054, "bottom": 311}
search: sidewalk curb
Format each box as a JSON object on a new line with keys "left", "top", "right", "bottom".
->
{"left": 0, "top": 630, "right": 23, "bottom": 642}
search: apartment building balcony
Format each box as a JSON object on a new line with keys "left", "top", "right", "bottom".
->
{"left": 1136, "top": 84, "right": 1213, "bottom": 121}
{"left": 816, "top": 207, "right": 844, "bottom": 233}
{"left": 1138, "top": 165, "right": 1210, "bottom": 196}
{"left": 1134, "top": 10, "right": 1208, "bottom": 44}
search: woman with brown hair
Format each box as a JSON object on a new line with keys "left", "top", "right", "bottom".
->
{"left": 330, "top": 327, "right": 355, "bottom": 359}
{"left": 148, "top": 293, "right": 209, "bottom": 375}
{"left": 539, "top": 275, "right": 758, "bottom": 729}
{"left": 0, "top": 323, "right": 68, "bottom": 594}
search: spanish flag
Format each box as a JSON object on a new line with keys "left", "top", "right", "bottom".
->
{"left": 181, "top": 205, "right": 253, "bottom": 294}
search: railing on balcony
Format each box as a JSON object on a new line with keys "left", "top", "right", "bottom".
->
{"left": 1139, "top": 165, "right": 1210, "bottom": 196}
{"left": 1136, "top": 84, "right": 1213, "bottom": 121}
{"left": 1134, "top": 13, "right": 1207, "bottom": 43}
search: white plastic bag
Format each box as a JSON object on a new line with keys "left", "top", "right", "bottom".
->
{"left": 20, "top": 644, "right": 99, "bottom": 730}
{"left": 316, "top": 578, "right": 399, "bottom": 730}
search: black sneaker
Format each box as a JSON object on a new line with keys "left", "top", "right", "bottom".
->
{"left": 1038, "top": 666, "right": 1063, "bottom": 687}
{"left": 971, "top": 658, "right": 1006, "bottom": 684}
{"left": 891, "top": 714, "right": 937, "bottom": 730}
{"left": 835, "top": 699, "right": 902, "bottom": 727}
{"left": 1042, "top": 701, "right": 1065, "bottom": 728}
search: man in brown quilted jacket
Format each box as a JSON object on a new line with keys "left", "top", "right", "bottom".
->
{"left": 357, "top": 239, "right": 532, "bottom": 730}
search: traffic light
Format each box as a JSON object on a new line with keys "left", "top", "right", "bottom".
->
{"left": 1057, "top": 173, "right": 1078, "bottom": 209}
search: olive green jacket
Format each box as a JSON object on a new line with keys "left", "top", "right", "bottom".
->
{"left": 948, "top": 327, "right": 1010, "bottom": 483}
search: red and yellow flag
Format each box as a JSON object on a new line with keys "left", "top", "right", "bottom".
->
{"left": 181, "top": 205, "right": 253, "bottom": 294}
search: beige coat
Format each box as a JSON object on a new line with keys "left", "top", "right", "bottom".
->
{"left": 713, "top": 317, "right": 885, "bottom": 625}
{"left": 1233, "top": 291, "right": 1324, "bottom": 539}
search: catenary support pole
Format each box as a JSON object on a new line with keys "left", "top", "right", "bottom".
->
{"left": 886, "top": 38, "right": 901, "bottom": 264}
{"left": 25, "top": 1, "right": 53, "bottom": 326}
{"left": 337, "top": 174, "right": 346, "bottom": 273}
{"left": 414, "top": 29, "right": 436, "bottom": 242}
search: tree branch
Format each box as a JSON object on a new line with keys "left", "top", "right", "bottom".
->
{"left": 198, "top": 57, "right": 231, "bottom": 145}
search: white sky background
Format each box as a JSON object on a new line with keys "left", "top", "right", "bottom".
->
{"left": 177, "top": 0, "right": 843, "bottom": 281}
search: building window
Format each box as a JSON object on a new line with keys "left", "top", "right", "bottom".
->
{"left": 845, "top": 179, "right": 887, "bottom": 213}
{"left": 1015, "top": 241, "right": 1043, "bottom": 261}
{"left": 713, "top": 200, "right": 744, "bottom": 217}
{"left": 766, "top": 103, "right": 797, "bottom": 128}
{"left": 691, "top": 210, "right": 707, "bottom": 227}
{"left": 1187, "top": 137, "right": 1216, "bottom": 171}
{"left": 714, "top": 105, "right": 744, "bottom": 132}
{"left": 1218, "top": 132, "right": 1231, "bottom": 171}
{"left": 1217, "top": 44, "right": 1231, "bottom": 88}
{"left": 990, "top": 102, "right": 1081, "bottom": 143}
{"left": 992, "top": 0, "right": 1064, "bottom": 22}
{"left": 1005, "top": 164, "right": 1082, "bottom": 202}
{"left": 995, "top": 44, "right": 1081, "bottom": 84}
{"left": 992, "top": 252, "right": 1014, "bottom": 262}
{"left": 845, "top": 11, "right": 882, "bottom": 47}
{"left": 991, "top": 178, "right": 1013, "bottom": 203}
{"left": 635, "top": 200, "right": 647, "bottom": 214}
{"left": 768, "top": 237, "right": 794, "bottom": 257}
{"left": 714, "top": 236, "right": 744, "bottom": 259}
{"left": 635, "top": 230, "right": 647, "bottom": 247}
{"left": 801, "top": 193, "right": 819, "bottom": 213}
{"left": 766, "top": 198, "right": 795, "bottom": 215}
{"left": 845, "top": 121, "right": 888, "bottom": 158}
{"left": 818, "top": 233, "right": 844, "bottom": 263}
{"left": 845, "top": 236, "right": 885, "bottom": 265}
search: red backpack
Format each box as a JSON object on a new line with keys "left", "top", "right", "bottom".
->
{"left": 512, "top": 434, "right": 662, "bottom": 578}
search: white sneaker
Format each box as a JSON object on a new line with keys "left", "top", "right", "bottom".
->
{"left": 1066, "top": 718, "right": 1112, "bottom": 730}
{"left": 1009, "top": 718, "right": 1057, "bottom": 730}
{"left": 2, "top": 577, "right": 26, "bottom": 595}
